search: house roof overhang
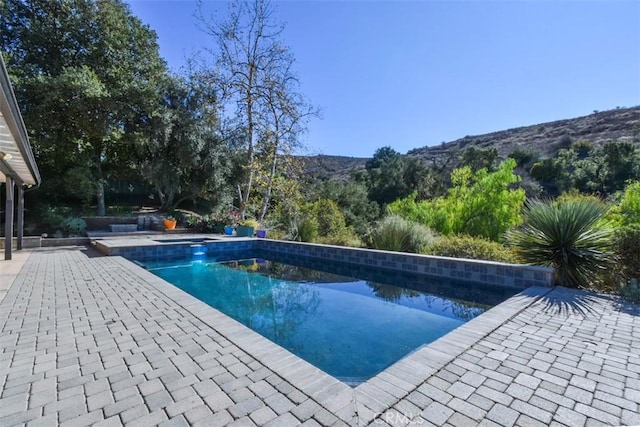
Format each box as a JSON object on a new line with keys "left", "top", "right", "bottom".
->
{"left": 0, "top": 54, "right": 41, "bottom": 187}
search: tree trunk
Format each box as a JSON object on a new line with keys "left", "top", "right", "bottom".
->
{"left": 259, "top": 150, "right": 278, "bottom": 224}
{"left": 238, "top": 59, "right": 259, "bottom": 220}
{"left": 97, "top": 182, "right": 106, "bottom": 216}
{"left": 96, "top": 151, "right": 106, "bottom": 216}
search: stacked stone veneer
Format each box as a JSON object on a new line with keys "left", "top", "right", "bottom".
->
{"left": 104, "top": 238, "right": 554, "bottom": 289}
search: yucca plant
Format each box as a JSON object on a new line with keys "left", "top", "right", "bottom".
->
{"left": 505, "top": 198, "right": 615, "bottom": 288}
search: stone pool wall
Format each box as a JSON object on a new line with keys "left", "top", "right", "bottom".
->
{"left": 257, "top": 240, "right": 554, "bottom": 289}
{"left": 100, "top": 238, "right": 554, "bottom": 290}
{"left": 102, "top": 239, "right": 255, "bottom": 260}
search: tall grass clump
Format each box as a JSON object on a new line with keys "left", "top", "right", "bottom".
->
{"left": 505, "top": 198, "right": 615, "bottom": 288}
{"left": 369, "top": 215, "right": 437, "bottom": 253}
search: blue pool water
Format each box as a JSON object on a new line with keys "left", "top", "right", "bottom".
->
{"left": 144, "top": 253, "right": 516, "bottom": 384}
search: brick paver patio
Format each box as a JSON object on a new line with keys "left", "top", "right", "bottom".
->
{"left": 1, "top": 246, "right": 639, "bottom": 426}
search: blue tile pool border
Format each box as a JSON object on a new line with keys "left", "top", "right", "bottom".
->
{"left": 93, "top": 237, "right": 554, "bottom": 290}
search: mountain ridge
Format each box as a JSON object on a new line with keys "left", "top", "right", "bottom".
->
{"left": 302, "top": 105, "right": 640, "bottom": 179}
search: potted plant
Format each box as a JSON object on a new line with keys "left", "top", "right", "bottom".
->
{"left": 163, "top": 215, "right": 177, "bottom": 230}
{"left": 221, "top": 209, "right": 239, "bottom": 235}
{"left": 256, "top": 227, "right": 268, "bottom": 238}
{"left": 236, "top": 219, "right": 259, "bottom": 237}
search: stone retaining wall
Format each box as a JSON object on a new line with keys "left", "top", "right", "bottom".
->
{"left": 83, "top": 216, "right": 138, "bottom": 230}
{"left": 41, "top": 237, "right": 91, "bottom": 247}
{"left": 0, "top": 236, "right": 42, "bottom": 249}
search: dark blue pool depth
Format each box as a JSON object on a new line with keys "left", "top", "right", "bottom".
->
{"left": 143, "top": 251, "right": 517, "bottom": 384}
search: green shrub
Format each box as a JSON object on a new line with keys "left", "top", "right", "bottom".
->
{"left": 505, "top": 198, "right": 615, "bottom": 288}
{"left": 313, "top": 199, "right": 346, "bottom": 237}
{"left": 240, "top": 219, "right": 260, "bottom": 229}
{"left": 185, "top": 214, "right": 224, "bottom": 233}
{"left": 610, "top": 181, "right": 640, "bottom": 227}
{"left": 64, "top": 217, "right": 87, "bottom": 236}
{"left": 317, "top": 228, "right": 363, "bottom": 248}
{"left": 209, "top": 220, "right": 225, "bottom": 234}
{"left": 296, "top": 218, "right": 318, "bottom": 242}
{"left": 294, "top": 199, "right": 355, "bottom": 245}
{"left": 369, "top": 215, "right": 437, "bottom": 253}
{"left": 425, "top": 235, "right": 521, "bottom": 263}
{"left": 508, "top": 147, "right": 538, "bottom": 167}
{"left": 35, "top": 205, "right": 69, "bottom": 234}
{"left": 614, "top": 225, "right": 640, "bottom": 282}
{"left": 186, "top": 215, "right": 201, "bottom": 228}
{"left": 389, "top": 159, "right": 525, "bottom": 241}
{"left": 265, "top": 228, "right": 287, "bottom": 241}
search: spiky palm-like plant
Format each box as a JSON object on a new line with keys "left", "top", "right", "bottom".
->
{"left": 505, "top": 198, "right": 614, "bottom": 288}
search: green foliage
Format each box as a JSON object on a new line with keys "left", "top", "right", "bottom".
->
{"left": 140, "top": 73, "right": 231, "bottom": 211}
{"left": 317, "top": 229, "right": 363, "bottom": 248}
{"left": 571, "top": 140, "right": 595, "bottom": 159}
{"left": 292, "top": 199, "right": 357, "bottom": 245}
{"left": 554, "top": 190, "right": 607, "bottom": 207}
{"left": 63, "top": 217, "right": 87, "bottom": 236}
{"left": 610, "top": 181, "right": 640, "bottom": 227}
{"left": 186, "top": 215, "right": 201, "bottom": 228}
{"left": 63, "top": 165, "right": 100, "bottom": 207}
{"left": 385, "top": 192, "right": 431, "bottom": 224}
{"left": 315, "top": 180, "right": 380, "bottom": 236}
{"left": 529, "top": 157, "right": 571, "bottom": 195}
{"left": 369, "top": 215, "right": 437, "bottom": 253}
{"left": 389, "top": 159, "right": 525, "bottom": 241}
{"left": 508, "top": 148, "right": 538, "bottom": 168}
{"left": 365, "top": 146, "right": 428, "bottom": 206}
{"left": 614, "top": 225, "right": 640, "bottom": 283}
{"left": 240, "top": 219, "right": 260, "bottom": 229}
{"left": 1, "top": 0, "right": 167, "bottom": 215}
{"left": 460, "top": 147, "right": 498, "bottom": 171}
{"left": 32, "top": 205, "right": 69, "bottom": 234}
{"left": 505, "top": 198, "right": 615, "bottom": 288}
{"left": 609, "top": 187, "right": 640, "bottom": 294}
{"left": 185, "top": 215, "right": 224, "bottom": 233}
{"left": 27, "top": 206, "right": 89, "bottom": 237}
{"left": 599, "top": 141, "right": 640, "bottom": 192}
{"left": 296, "top": 218, "right": 319, "bottom": 243}
{"left": 425, "top": 235, "right": 521, "bottom": 264}
{"left": 530, "top": 140, "right": 640, "bottom": 197}
{"left": 312, "top": 199, "right": 346, "bottom": 237}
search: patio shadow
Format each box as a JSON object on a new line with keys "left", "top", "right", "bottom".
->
{"left": 537, "top": 286, "right": 601, "bottom": 317}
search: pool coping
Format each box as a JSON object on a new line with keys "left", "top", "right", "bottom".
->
{"left": 110, "top": 252, "right": 554, "bottom": 425}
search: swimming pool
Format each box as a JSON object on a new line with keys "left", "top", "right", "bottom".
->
{"left": 144, "top": 251, "right": 517, "bottom": 384}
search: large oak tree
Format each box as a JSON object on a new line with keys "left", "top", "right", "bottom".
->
{"left": 1, "top": 0, "right": 166, "bottom": 215}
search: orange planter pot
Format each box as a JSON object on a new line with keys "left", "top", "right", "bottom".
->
{"left": 163, "top": 219, "right": 177, "bottom": 230}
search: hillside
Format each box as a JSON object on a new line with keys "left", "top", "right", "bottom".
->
{"left": 408, "top": 106, "right": 640, "bottom": 164}
{"left": 300, "top": 155, "right": 368, "bottom": 180}
{"left": 304, "top": 106, "right": 640, "bottom": 179}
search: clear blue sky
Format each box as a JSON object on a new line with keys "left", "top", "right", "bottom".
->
{"left": 126, "top": 0, "right": 640, "bottom": 158}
